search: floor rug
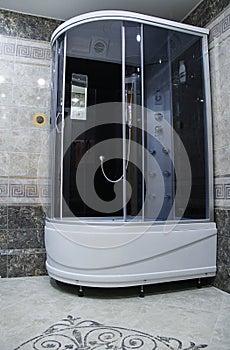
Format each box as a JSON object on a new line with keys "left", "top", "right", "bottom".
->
{"left": 15, "top": 315, "right": 208, "bottom": 349}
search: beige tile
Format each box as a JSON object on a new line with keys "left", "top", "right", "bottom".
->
{"left": 10, "top": 129, "right": 49, "bottom": 154}
{"left": 13, "top": 62, "right": 51, "bottom": 88}
{"left": 0, "top": 106, "right": 12, "bottom": 128}
{"left": 214, "top": 146, "right": 230, "bottom": 176}
{"left": 11, "top": 107, "right": 50, "bottom": 130}
{"left": 0, "top": 151, "right": 9, "bottom": 176}
{"left": 12, "top": 85, "right": 50, "bottom": 108}
{"left": 0, "top": 59, "right": 14, "bottom": 84}
{"left": 0, "top": 83, "right": 12, "bottom": 106}
{"left": 8, "top": 152, "right": 42, "bottom": 177}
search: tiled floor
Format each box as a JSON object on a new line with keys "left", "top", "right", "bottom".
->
{"left": 0, "top": 276, "right": 229, "bottom": 349}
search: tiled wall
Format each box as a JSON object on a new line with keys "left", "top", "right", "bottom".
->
{"left": 0, "top": 10, "right": 61, "bottom": 277}
{"left": 185, "top": 1, "right": 230, "bottom": 293}
{"left": 0, "top": 4, "right": 229, "bottom": 292}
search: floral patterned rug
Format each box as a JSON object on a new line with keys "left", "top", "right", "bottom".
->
{"left": 15, "top": 315, "right": 208, "bottom": 349}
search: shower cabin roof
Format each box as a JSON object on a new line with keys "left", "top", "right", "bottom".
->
{"left": 51, "top": 10, "right": 209, "bottom": 44}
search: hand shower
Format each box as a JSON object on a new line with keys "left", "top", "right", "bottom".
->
{"left": 99, "top": 81, "right": 134, "bottom": 183}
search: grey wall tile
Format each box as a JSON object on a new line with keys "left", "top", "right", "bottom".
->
{"left": 8, "top": 205, "right": 45, "bottom": 229}
{"left": 7, "top": 251, "right": 47, "bottom": 277}
{"left": 0, "top": 229, "right": 8, "bottom": 249}
{"left": 7, "top": 228, "right": 44, "bottom": 249}
{"left": 183, "top": 0, "right": 229, "bottom": 27}
{"left": 213, "top": 264, "right": 230, "bottom": 293}
{"left": 0, "top": 206, "right": 7, "bottom": 229}
{"left": 215, "top": 209, "right": 230, "bottom": 237}
{"left": 0, "top": 9, "right": 61, "bottom": 41}
{"left": 0, "top": 255, "right": 7, "bottom": 277}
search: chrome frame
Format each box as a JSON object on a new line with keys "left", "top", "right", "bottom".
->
{"left": 140, "top": 23, "right": 145, "bottom": 220}
{"left": 122, "top": 24, "right": 126, "bottom": 221}
{"left": 51, "top": 10, "right": 209, "bottom": 45}
{"left": 59, "top": 34, "right": 67, "bottom": 219}
{"left": 50, "top": 41, "right": 58, "bottom": 219}
{"left": 202, "top": 34, "right": 214, "bottom": 221}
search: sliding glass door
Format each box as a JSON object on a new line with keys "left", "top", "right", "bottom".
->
{"left": 50, "top": 18, "right": 209, "bottom": 222}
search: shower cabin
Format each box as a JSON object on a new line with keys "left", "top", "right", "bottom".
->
{"left": 45, "top": 11, "right": 217, "bottom": 289}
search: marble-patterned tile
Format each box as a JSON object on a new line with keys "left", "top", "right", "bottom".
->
{"left": 217, "top": 35, "right": 230, "bottom": 67}
{"left": 8, "top": 205, "right": 45, "bottom": 229}
{"left": 0, "top": 106, "right": 12, "bottom": 128}
{"left": 7, "top": 228, "right": 44, "bottom": 249}
{"left": 213, "top": 264, "right": 230, "bottom": 293}
{"left": 9, "top": 152, "right": 48, "bottom": 177}
{"left": 10, "top": 128, "right": 50, "bottom": 154}
{"left": 209, "top": 302, "right": 230, "bottom": 349}
{"left": 12, "top": 85, "right": 50, "bottom": 108}
{"left": 213, "top": 116, "right": 230, "bottom": 150}
{"left": 217, "top": 235, "right": 230, "bottom": 265}
{"left": 0, "top": 229, "right": 8, "bottom": 249}
{"left": 209, "top": 35, "right": 230, "bottom": 74}
{"left": 214, "top": 146, "right": 230, "bottom": 177}
{"left": 0, "top": 129, "right": 11, "bottom": 152}
{"left": 7, "top": 251, "right": 47, "bottom": 277}
{"left": 0, "top": 254, "right": 7, "bottom": 278}
{"left": 218, "top": 61, "right": 230, "bottom": 93}
{"left": 37, "top": 154, "right": 51, "bottom": 179}
{"left": 11, "top": 106, "right": 50, "bottom": 130}
{"left": 0, "top": 205, "right": 7, "bottom": 229}
{"left": 159, "top": 287, "right": 224, "bottom": 313}
{"left": 0, "top": 59, "right": 14, "bottom": 84}
{"left": 0, "top": 9, "right": 61, "bottom": 42}
{"left": 0, "top": 152, "right": 9, "bottom": 176}
{"left": 183, "top": 0, "right": 229, "bottom": 27}
{"left": 0, "top": 83, "right": 12, "bottom": 106}
{"left": 215, "top": 209, "right": 230, "bottom": 237}
{"left": 13, "top": 62, "right": 51, "bottom": 88}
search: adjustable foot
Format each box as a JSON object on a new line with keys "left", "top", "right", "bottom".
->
{"left": 197, "top": 278, "right": 202, "bottom": 289}
{"left": 139, "top": 285, "right": 145, "bottom": 298}
{"left": 78, "top": 285, "right": 84, "bottom": 297}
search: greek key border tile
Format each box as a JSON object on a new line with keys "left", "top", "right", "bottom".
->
{"left": 214, "top": 177, "right": 230, "bottom": 209}
{"left": 214, "top": 181, "right": 230, "bottom": 201}
{"left": 210, "top": 13, "right": 230, "bottom": 42}
{"left": 0, "top": 183, "right": 49, "bottom": 198}
{"left": 0, "top": 184, "right": 9, "bottom": 197}
{"left": 0, "top": 42, "right": 51, "bottom": 61}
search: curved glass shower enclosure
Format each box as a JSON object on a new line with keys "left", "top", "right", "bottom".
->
{"left": 45, "top": 11, "right": 217, "bottom": 289}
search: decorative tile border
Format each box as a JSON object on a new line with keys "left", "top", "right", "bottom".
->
{"left": 0, "top": 41, "right": 51, "bottom": 61}
{"left": 0, "top": 180, "right": 50, "bottom": 204}
{"left": 215, "top": 183, "right": 230, "bottom": 200}
{"left": 0, "top": 184, "right": 8, "bottom": 197}
{"left": 214, "top": 176, "right": 230, "bottom": 209}
{"left": 209, "top": 13, "right": 230, "bottom": 41}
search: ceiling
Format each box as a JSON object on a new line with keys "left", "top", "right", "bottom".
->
{"left": 0, "top": 0, "right": 203, "bottom": 22}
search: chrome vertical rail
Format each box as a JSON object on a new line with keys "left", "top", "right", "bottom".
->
{"left": 122, "top": 24, "right": 127, "bottom": 221}
{"left": 202, "top": 34, "right": 214, "bottom": 221}
{"left": 167, "top": 31, "right": 175, "bottom": 220}
{"left": 59, "top": 34, "right": 67, "bottom": 219}
{"left": 50, "top": 42, "right": 58, "bottom": 219}
{"left": 140, "top": 23, "right": 145, "bottom": 221}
